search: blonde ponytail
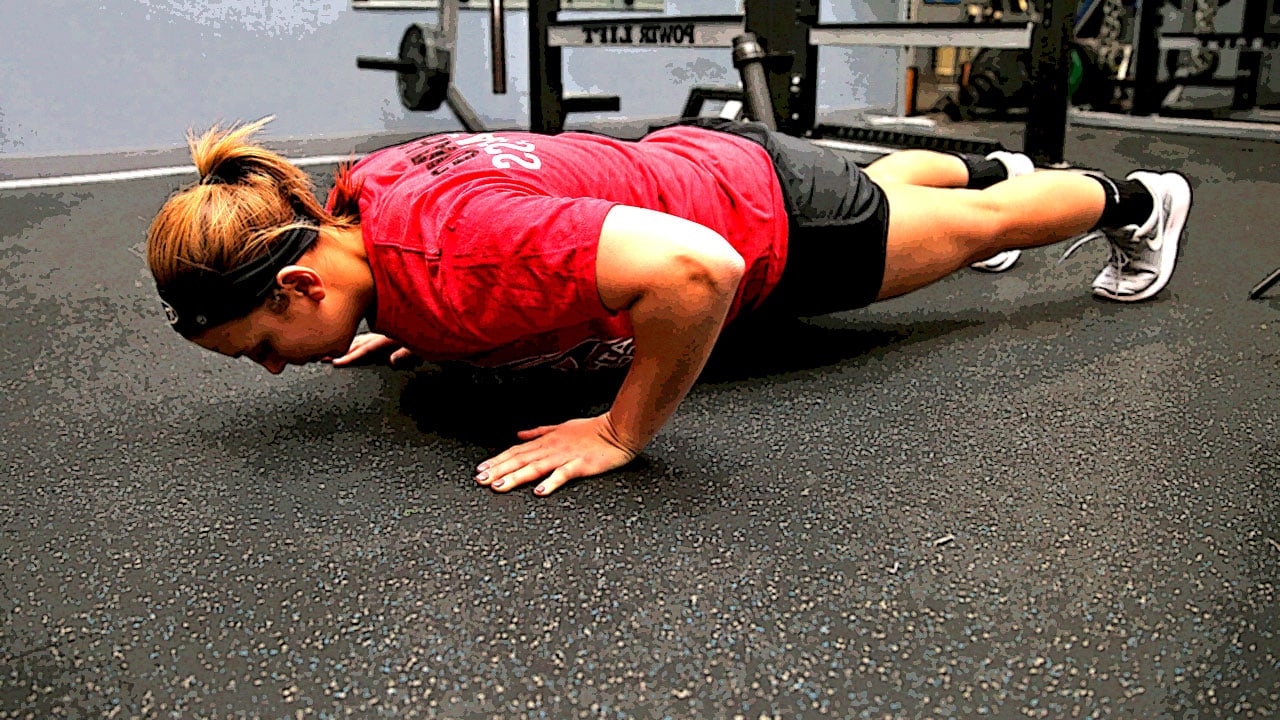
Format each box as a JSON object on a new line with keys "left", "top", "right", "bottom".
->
{"left": 147, "top": 117, "right": 359, "bottom": 293}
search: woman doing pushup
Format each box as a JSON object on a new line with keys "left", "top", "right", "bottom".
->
{"left": 146, "top": 117, "right": 1191, "bottom": 496}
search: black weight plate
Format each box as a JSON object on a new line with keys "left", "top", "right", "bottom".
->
{"left": 397, "top": 23, "right": 450, "bottom": 112}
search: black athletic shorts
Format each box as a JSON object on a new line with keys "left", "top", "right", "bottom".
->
{"left": 674, "top": 118, "right": 890, "bottom": 317}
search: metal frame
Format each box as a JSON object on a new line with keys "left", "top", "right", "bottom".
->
{"left": 352, "top": 0, "right": 661, "bottom": 10}
{"left": 1069, "top": 107, "right": 1280, "bottom": 141}
{"left": 533, "top": 0, "right": 1070, "bottom": 162}
{"left": 744, "top": 0, "right": 820, "bottom": 137}
{"left": 808, "top": 22, "right": 1033, "bottom": 50}
{"left": 358, "top": 0, "right": 1073, "bottom": 162}
{"left": 1072, "top": 0, "right": 1280, "bottom": 138}
{"left": 1024, "top": 0, "right": 1073, "bottom": 165}
{"left": 546, "top": 15, "right": 746, "bottom": 48}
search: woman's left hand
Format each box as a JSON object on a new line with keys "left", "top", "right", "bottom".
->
{"left": 475, "top": 413, "right": 641, "bottom": 496}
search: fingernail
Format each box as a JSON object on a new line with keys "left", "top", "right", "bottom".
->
{"left": 476, "top": 472, "right": 489, "bottom": 482}
{"left": 491, "top": 479, "right": 504, "bottom": 490}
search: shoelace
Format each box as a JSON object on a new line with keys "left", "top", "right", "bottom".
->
{"left": 1057, "top": 227, "right": 1136, "bottom": 270}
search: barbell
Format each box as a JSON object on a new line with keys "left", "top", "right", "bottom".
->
{"left": 357, "top": 0, "right": 506, "bottom": 113}
{"left": 358, "top": 23, "right": 453, "bottom": 112}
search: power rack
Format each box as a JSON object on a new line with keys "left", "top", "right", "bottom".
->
{"left": 354, "top": 0, "right": 1076, "bottom": 163}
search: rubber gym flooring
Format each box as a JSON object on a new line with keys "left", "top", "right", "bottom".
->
{"left": 2, "top": 123, "right": 1278, "bottom": 719}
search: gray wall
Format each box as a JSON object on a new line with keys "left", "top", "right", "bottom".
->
{"left": 0, "top": 1, "right": 899, "bottom": 163}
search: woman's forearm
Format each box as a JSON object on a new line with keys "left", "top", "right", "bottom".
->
{"left": 473, "top": 206, "right": 747, "bottom": 496}
{"left": 605, "top": 256, "right": 742, "bottom": 452}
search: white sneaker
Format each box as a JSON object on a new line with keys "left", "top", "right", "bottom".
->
{"left": 969, "top": 249, "right": 1021, "bottom": 273}
{"left": 1061, "top": 171, "right": 1192, "bottom": 302}
{"left": 970, "top": 151, "right": 1035, "bottom": 273}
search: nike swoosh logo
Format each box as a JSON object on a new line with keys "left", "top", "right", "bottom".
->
{"left": 1145, "top": 201, "right": 1168, "bottom": 251}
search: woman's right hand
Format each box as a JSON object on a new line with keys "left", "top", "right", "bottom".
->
{"left": 328, "top": 333, "right": 417, "bottom": 368}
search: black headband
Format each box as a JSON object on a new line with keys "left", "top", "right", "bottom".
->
{"left": 157, "top": 220, "right": 319, "bottom": 337}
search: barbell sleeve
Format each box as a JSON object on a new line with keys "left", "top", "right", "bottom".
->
{"left": 357, "top": 57, "right": 417, "bottom": 73}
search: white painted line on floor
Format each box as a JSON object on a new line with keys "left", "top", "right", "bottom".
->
{"left": 0, "top": 154, "right": 366, "bottom": 192}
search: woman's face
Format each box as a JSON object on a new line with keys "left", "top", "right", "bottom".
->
{"left": 191, "top": 285, "right": 357, "bottom": 374}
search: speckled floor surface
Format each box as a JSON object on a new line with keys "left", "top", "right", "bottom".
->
{"left": 3, "top": 125, "right": 1278, "bottom": 719}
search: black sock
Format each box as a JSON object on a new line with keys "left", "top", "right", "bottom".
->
{"left": 953, "top": 153, "right": 1008, "bottom": 189}
{"left": 1088, "top": 174, "right": 1155, "bottom": 229}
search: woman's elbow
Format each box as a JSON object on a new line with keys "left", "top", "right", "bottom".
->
{"left": 688, "top": 244, "right": 746, "bottom": 298}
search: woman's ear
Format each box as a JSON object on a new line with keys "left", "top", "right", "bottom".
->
{"left": 276, "top": 265, "right": 326, "bottom": 300}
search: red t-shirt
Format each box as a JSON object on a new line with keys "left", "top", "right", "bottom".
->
{"left": 328, "top": 126, "right": 787, "bottom": 371}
